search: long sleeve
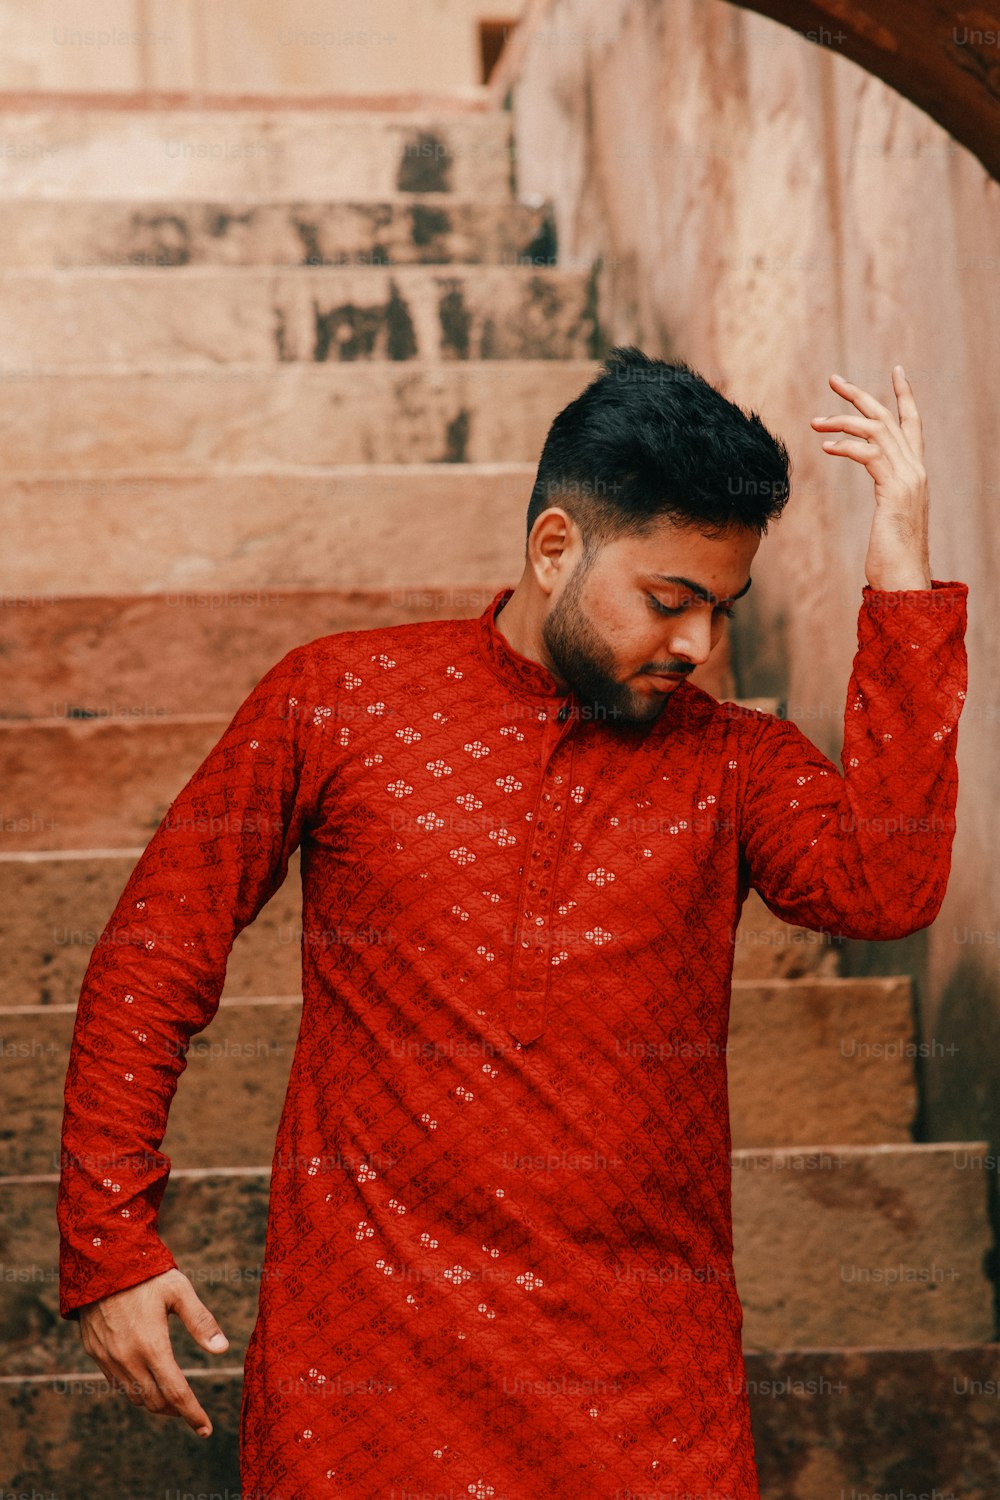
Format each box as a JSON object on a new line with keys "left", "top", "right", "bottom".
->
{"left": 57, "top": 641, "right": 334, "bottom": 1319}
{"left": 737, "top": 580, "right": 968, "bottom": 941}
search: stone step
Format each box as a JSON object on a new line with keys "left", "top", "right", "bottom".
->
{"left": 4, "top": 1345, "right": 999, "bottom": 1499}
{"left": 1, "top": 1145, "right": 992, "bottom": 1374}
{"left": 1, "top": 717, "right": 236, "bottom": 852}
{"left": 0, "top": 850, "right": 303, "bottom": 1009}
{"left": 0, "top": 265, "right": 598, "bottom": 368}
{"left": 0, "top": 579, "right": 735, "bottom": 720}
{"left": 0, "top": 198, "right": 555, "bottom": 268}
{"left": 0, "top": 110, "right": 515, "bottom": 202}
{"left": 0, "top": 360, "right": 597, "bottom": 469}
{"left": 732, "top": 1143, "right": 995, "bottom": 1350}
{"left": 0, "top": 973, "right": 904, "bottom": 1176}
{"left": 727, "top": 976, "right": 915, "bottom": 1145}
{"left": 0, "top": 464, "right": 535, "bottom": 596}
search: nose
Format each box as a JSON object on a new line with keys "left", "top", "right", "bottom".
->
{"left": 664, "top": 610, "right": 718, "bottom": 667}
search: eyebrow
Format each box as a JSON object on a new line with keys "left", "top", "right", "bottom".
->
{"left": 645, "top": 573, "right": 754, "bottom": 605}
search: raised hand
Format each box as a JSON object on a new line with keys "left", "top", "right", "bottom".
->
{"left": 811, "top": 367, "right": 932, "bottom": 591}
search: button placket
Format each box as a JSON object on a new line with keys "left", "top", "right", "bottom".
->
{"left": 507, "top": 697, "right": 577, "bottom": 1044}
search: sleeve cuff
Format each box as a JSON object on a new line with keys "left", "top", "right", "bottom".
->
{"left": 862, "top": 579, "right": 968, "bottom": 598}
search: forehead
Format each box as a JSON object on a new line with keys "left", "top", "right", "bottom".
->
{"left": 617, "top": 519, "right": 761, "bottom": 578}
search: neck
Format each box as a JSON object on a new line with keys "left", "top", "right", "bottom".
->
{"left": 494, "top": 585, "right": 570, "bottom": 690}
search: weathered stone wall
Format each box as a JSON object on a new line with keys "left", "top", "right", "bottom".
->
{"left": 507, "top": 0, "right": 1000, "bottom": 1152}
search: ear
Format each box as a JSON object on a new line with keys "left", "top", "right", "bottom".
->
{"left": 528, "top": 508, "right": 579, "bottom": 595}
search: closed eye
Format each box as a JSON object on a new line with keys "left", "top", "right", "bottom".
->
{"left": 647, "top": 593, "right": 735, "bottom": 620}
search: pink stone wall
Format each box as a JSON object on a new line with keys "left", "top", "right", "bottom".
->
{"left": 507, "top": 0, "right": 1000, "bottom": 1147}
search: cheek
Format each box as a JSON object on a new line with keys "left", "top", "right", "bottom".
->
{"left": 598, "top": 601, "right": 653, "bottom": 670}
{"left": 597, "top": 595, "right": 643, "bottom": 643}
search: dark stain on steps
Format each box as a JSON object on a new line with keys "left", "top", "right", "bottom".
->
{"left": 205, "top": 208, "right": 254, "bottom": 240}
{"left": 410, "top": 203, "right": 451, "bottom": 252}
{"left": 441, "top": 408, "right": 470, "bottom": 463}
{"left": 521, "top": 207, "right": 558, "bottom": 267}
{"left": 128, "top": 211, "right": 190, "bottom": 266}
{"left": 385, "top": 280, "right": 418, "bottom": 359}
{"left": 396, "top": 130, "right": 452, "bottom": 193}
{"left": 311, "top": 279, "right": 417, "bottom": 361}
{"left": 293, "top": 216, "right": 324, "bottom": 266}
{"left": 438, "top": 280, "right": 471, "bottom": 358}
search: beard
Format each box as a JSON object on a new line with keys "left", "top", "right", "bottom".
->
{"left": 540, "top": 559, "right": 678, "bottom": 727}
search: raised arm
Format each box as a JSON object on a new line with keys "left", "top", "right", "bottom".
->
{"left": 738, "top": 367, "right": 968, "bottom": 938}
{"left": 737, "top": 579, "right": 967, "bottom": 938}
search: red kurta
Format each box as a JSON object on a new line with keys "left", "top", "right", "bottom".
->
{"left": 59, "top": 579, "right": 968, "bottom": 1498}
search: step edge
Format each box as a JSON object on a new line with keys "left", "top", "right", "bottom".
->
{"left": 0, "top": 358, "right": 599, "bottom": 377}
{"left": 0, "top": 263, "right": 590, "bottom": 282}
{"left": 0, "top": 460, "right": 538, "bottom": 478}
{"left": 0, "top": 90, "right": 500, "bottom": 115}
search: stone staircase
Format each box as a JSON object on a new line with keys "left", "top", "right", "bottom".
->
{"left": 0, "top": 102, "right": 996, "bottom": 1499}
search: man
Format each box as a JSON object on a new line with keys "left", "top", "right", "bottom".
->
{"left": 58, "top": 346, "right": 967, "bottom": 1497}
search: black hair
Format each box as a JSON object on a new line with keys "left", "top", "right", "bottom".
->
{"left": 525, "top": 345, "right": 791, "bottom": 558}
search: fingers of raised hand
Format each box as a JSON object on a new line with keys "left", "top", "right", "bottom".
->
{"left": 891, "top": 365, "right": 925, "bottom": 463}
{"left": 821, "top": 369, "right": 925, "bottom": 467}
{"left": 827, "top": 372, "right": 894, "bottom": 423}
{"left": 816, "top": 436, "right": 891, "bottom": 468}
{"left": 811, "top": 410, "right": 908, "bottom": 461}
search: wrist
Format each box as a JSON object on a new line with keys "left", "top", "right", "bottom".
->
{"left": 865, "top": 565, "right": 933, "bottom": 591}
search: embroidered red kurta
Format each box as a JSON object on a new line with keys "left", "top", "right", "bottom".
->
{"left": 59, "top": 579, "right": 968, "bottom": 1498}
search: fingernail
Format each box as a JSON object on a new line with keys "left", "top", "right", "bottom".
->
{"left": 831, "top": 373, "right": 845, "bottom": 382}
{"left": 207, "top": 1332, "right": 228, "bottom": 1351}
{"left": 197, "top": 1425, "right": 211, "bottom": 1439}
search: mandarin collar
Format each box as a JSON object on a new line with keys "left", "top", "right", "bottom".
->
{"left": 476, "top": 586, "right": 573, "bottom": 702}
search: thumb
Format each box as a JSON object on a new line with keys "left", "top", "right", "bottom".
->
{"left": 166, "top": 1274, "right": 230, "bottom": 1353}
